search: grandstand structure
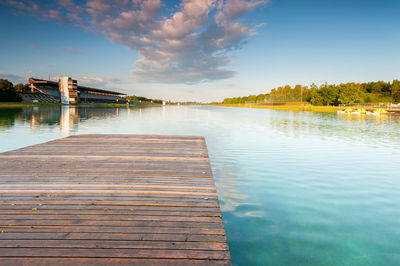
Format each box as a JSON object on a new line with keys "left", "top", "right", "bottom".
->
{"left": 28, "top": 77, "right": 126, "bottom": 104}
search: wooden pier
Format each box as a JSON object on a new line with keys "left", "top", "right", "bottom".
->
{"left": 0, "top": 135, "right": 231, "bottom": 265}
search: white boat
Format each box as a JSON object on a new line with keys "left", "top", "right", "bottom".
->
{"left": 338, "top": 108, "right": 353, "bottom": 114}
{"left": 372, "top": 109, "right": 388, "bottom": 115}
{"left": 352, "top": 109, "right": 367, "bottom": 115}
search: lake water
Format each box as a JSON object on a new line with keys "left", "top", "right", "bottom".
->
{"left": 1, "top": 105, "right": 400, "bottom": 265}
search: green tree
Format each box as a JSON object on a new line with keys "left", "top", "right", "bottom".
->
{"left": 0, "top": 79, "right": 21, "bottom": 102}
{"left": 221, "top": 79, "right": 399, "bottom": 106}
{"left": 247, "top": 95, "right": 257, "bottom": 103}
{"left": 338, "top": 83, "right": 365, "bottom": 104}
{"left": 256, "top": 94, "right": 265, "bottom": 103}
{"left": 309, "top": 88, "right": 323, "bottom": 106}
{"left": 319, "top": 84, "right": 339, "bottom": 105}
{"left": 0, "top": 79, "right": 13, "bottom": 92}
{"left": 14, "top": 83, "right": 28, "bottom": 92}
{"left": 391, "top": 80, "right": 400, "bottom": 103}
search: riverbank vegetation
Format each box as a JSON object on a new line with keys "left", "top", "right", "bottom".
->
{"left": 0, "top": 79, "right": 25, "bottom": 102}
{"left": 124, "top": 95, "right": 163, "bottom": 105}
{"left": 222, "top": 80, "right": 400, "bottom": 106}
{"left": 124, "top": 96, "right": 201, "bottom": 105}
{"left": 215, "top": 103, "right": 341, "bottom": 112}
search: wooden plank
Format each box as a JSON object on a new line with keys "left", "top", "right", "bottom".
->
{"left": 0, "top": 240, "right": 229, "bottom": 250}
{"left": 0, "top": 248, "right": 230, "bottom": 259}
{"left": 0, "top": 190, "right": 218, "bottom": 196}
{"left": 0, "top": 258, "right": 232, "bottom": 265}
{"left": 0, "top": 226, "right": 226, "bottom": 235}
{"left": 0, "top": 205, "right": 221, "bottom": 212}
{"left": 0, "top": 214, "right": 222, "bottom": 222}
{"left": 0, "top": 211, "right": 221, "bottom": 217}
{"left": 0, "top": 184, "right": 216, "bottom": 190}
{"left": 0, "top": 155, "right": 210, "bottom": 161}
{"left": 0, "top": 199, "right": 219, "bottom": 206}
{"left": 0, "top": 202, "right": 219, "bottom": 208}
{"left": 0, "top": 194, "right": 218, "bottom": 200}
{"left": 0, "top": 232, "right": 227, "bottom": 242}
{"left": 0, "top": 134, "right": 231, "bottom": 265}
{"left": 0, "top": 220, "right": 224, "bottom": 228}
{"left": 1, "top": 193, "right": 213, "bottom": 200}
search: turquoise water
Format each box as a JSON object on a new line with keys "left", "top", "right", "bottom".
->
{"left": 1, "top": 105, "right": 400, "bottom": 265}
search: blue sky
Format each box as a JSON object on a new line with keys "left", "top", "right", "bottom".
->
{"left": 0, "top": 0, "right": 399, "bottom": 102}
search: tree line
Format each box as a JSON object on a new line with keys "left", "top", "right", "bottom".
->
{"left": 124, "top": 95, "right": 163, "bottom": 104}
{"left": 222, "top": 80, "right": 400, "bottom": 106}
{"left": 0, "top": 79, "right": 30, "bottom": 102}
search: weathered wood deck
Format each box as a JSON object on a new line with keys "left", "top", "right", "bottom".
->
{"left": 0, "top": 134, "right": 231, "bottom": 265}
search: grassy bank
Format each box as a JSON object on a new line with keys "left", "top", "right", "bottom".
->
{"left": 211, "top": 103, "right": 341, "bottom": 113}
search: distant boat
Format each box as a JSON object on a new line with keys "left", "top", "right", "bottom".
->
{"left": 337, "top": 108, "right": 353, "bottom": 114}
{"left": 348, "top": 109, "right": 367, "bottom": 115}
{"left": 352, "top": 109, "right": 367, "bottom": 115}
{"left": 372, "top": 109, "right": 388, "bottom": 115}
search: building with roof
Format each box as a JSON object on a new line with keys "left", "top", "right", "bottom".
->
{"left": 28, "top": 77, "right": 127, "bottom": 104}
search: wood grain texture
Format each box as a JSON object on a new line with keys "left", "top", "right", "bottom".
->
{"left": 0, "top": 134, "right": 231, "bottom": 265}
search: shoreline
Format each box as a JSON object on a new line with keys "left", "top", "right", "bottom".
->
{"left": 209, "top": 104, "right": 341, "bottom": 113}
{"left": 209, "top": 104, "right": 400, "bottom": 114}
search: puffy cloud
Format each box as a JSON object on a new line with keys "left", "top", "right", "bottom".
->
{"left": 75, "top": 74, "right": 109, "bottom": 87}
{"left": 0, "top": 72, "right": 27, "bottom": 84}
{"left": 5, "top": 1, "right": 40, "bottom": 13}
{"left": 0, "top": 71, "right": 121, "bottom": 89}
{"left": 4, "top": 0, "right": 267, "bottom": 84}
{"left": 50, "top": 74, "right": 123, "bottom": 88}
{"left": 58, "top": 0, "right": 83, "bottom": 13}
{"left": 223, "top": 0, "right": 266, "bottom": 19}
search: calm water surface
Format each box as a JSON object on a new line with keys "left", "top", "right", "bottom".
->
{"left": 1, "top": 106, "right": 400, "bottom": 265}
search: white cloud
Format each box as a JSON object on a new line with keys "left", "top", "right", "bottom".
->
{"left": 4, "top": 0, "right": 267, "bottom": 84}
{"left": 223, "top": 0, "right": 267, "bottom": 19}
{"left": 50, "top": 74, "right": 123, "bottom": 88}
{"left": 0, "top": 72, "right": 27, "bottom": 84}
{"left": 75, "top": 74, "right": 123, "bottom": 87}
